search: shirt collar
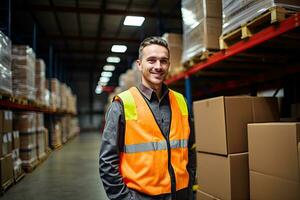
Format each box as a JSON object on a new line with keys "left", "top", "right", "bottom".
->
{"left": 138, "top": 83, "right": 169, "bottom": 101}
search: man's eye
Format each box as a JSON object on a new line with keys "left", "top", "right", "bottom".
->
{"left": 148, "top": 59, "right": 156, "bottom": 64}
{"left": 160, "top": 60, "right": 168, "bottom": 64}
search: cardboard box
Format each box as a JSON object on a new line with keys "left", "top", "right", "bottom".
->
{"left": 197, "top": 152, "right": 249, "bottom": 200}
{"left": 12, "top": 131, "right": 20, "bottom": 149}
{"left": 20, "top": 132, "right": 36, "bottom": 149}
{"left": 248, "top": 123, "right": 300, "bottom": 182}
{"left": 193, "top": 96, "right": 279, "bottom": 155}
{"left": 13, "top": 112, "right": 36, "bottom": 133}
{"left": 1, "top": 133, "right": 8, "bottom": 156}
{"left": 250, "top": 171, "right": 300, "bottom": 200}
{"left": 3, "top": 110, "right": 13, "bottom": 133}
{"left": 7, "top": 132, "right": 12, "bottom": 153}
{"left": 197, "top": 190, "right": 220, "bottom": 200}
{"left": 0, "top": 153, "right": 14, "bottom": 185}
{"left": 252, "top": 97, "right": 280, "bottom": 122}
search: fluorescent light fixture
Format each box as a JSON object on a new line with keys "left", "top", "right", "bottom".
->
{"left": 101, "top": 71, "right": 113, "bottom": 78}
{"left": 103, "top": 65, "right": 115, "bottom": 71}
{"left": 95, "top": 85, "right": 102, "bottom": 94}
{"left": 124, "top": 16, "right": 145, "bottom": 26}
{"left": 98, "top": 81, "right": 108, "bottom": 86}
{"left": 106, "top": 56, "right": 120, "bottom": 63}
{"left": 111, "top": 45, "right": 127, "bottom": 53}
{"left": 99, "top": 76, "right": 110, "bottom": 83}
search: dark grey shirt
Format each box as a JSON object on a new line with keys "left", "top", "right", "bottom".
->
{"left": 99, "top": 83, "right": 196, "bottom": 200}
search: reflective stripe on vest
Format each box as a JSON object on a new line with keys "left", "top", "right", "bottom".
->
{"left": 124, "top": 139, "right": 188, "bottom": 153}
{"left": 117, "top": 87, "right": 190, "bottom": 196}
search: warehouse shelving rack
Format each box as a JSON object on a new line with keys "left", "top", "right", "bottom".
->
{"left": 166, "top": 13, "right": 300, "bottom": 110}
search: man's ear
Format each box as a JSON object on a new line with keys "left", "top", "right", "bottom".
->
{"left": 136, "top": 59, "right": 142, "bottom": 71}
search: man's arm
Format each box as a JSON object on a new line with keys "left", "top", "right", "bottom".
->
{"left": 99, "top": 101, "right": 132, "bottom": 200}
{"left": 187, "top": 103, "right": 197, "bottom": 200}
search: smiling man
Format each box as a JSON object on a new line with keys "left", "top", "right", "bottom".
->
{"left": 99, "top": 37, "right": 196, "bottom": 200}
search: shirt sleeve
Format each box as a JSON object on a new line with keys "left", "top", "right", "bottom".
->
{"left": 187, "top": 101, "right": 197, "bottom": 200}
{"left": 99, "top": 101, "right": 132, "bottom": 200}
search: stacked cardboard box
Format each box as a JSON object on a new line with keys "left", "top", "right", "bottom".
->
{"left": 162, "top": 33, "right": 183, "bottom": 77}
{"left": 12, "top": 130, "right": 23, "bottom": 181}
{"left": 0, "top": 110, "right": 14, "bottom": 186}
{"left": 193, "top": 96, "right": 279, "bottom": 199}
{"left": 49, "top": 78, "right": 61, "bottom": 110}
{"left": 181, "top": 0, "right": 222, "bottom": 63}
{"left": 11, "top": 45, "right": 36, "bottom": 100}
{"left": 60, "top": 83, "right": 67, "bottom": 111}
{"left": 0, "top": 31, "right": 12, "bottom": 95}
{"left": 248, "top": 123, "right": 300, "bottom": 200}
{"left": 36, "top": 113, "right": 47, "bottom": 160}
{"left": 222, "top": 0, "right": 300, "bottom": 35}
{"left": 13, "top": 112, "right": 38, "bottom": 169}
{"left": 35, "top": 59, "right": 46, "bottom": 105}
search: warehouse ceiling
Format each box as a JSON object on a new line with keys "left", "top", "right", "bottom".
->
{"left": 11, "top": 0, "right": 182, "bottom": 95}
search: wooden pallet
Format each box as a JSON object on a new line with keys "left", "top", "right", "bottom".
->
{"left": 0, "top": 92, "right": 13, "bottom": 101}
{"left": 14, "top": 171, "right": 25, "bottom": 184}
{"left": 0, "top": 177, "right": 14, "bottom": 195}
{"left": 22, "top": 159, "right": 39, "bottom": 173}
{"left": 219, "top": 7, "right": 295, "bottom": 49}
{"left": 183, "top": 49, "right": 217, "bottom": 69}
{"left": 52, "top": 143, "right": 62, "bottom": 150}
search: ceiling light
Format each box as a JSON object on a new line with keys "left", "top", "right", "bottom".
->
{"left": 106, "top": 56, "right": 120, "bottom": 63}
{"left": 98, "top": 81, "right": 108, "bottom": 86}
{"left": 101, "top": 71, "right": 113, "bottom": 77}
{"left": 95, "top": 85, "right": 102, "bottom": 94}
{"left": 99, "top": 76, "right": 110, "bottom": 83}
{"left": 111, "top": 45, "right": 127, "bottom": 53}
{"left": 124, "top": 16, "right": 145, "bottom": 26}
{"left": 103, "top": 65, "right": 115, "bottom": 71}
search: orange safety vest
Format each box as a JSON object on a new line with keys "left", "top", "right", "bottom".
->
{"left": 116, "top": 87, "right": 190, "bottom": 196}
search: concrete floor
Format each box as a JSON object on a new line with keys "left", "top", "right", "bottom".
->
{"left": 2, "top": 132, "right": 109, "bottom": 200}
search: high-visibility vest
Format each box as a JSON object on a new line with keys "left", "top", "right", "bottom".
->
{"left": 116, "top": 87, "right": 190, "bottom": 196}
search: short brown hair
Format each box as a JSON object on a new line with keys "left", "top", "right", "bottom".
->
{"left": 138, "top": 36, "right": 169, "bottom": 59}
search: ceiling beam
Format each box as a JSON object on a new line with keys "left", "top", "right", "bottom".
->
{"left": 46, "top": 34, "right": 140, "bottom": 43}
{"left": 30, "top": 4, "right": 181, "bottom": 19}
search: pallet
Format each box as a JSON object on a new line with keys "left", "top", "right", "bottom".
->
{"left": 183, "top": 49, "right": 217, "bottom": 68}
{"left": 52, "top": 143, "right": 62, "bottom": 150}
{"left": 22, "top": 159, "right": 39, "bottom": 173}
{"left": 0, "top": 92, "right": 13, "bottom": 101}
{"left": 14, "top": 171, "right": 25, "bottom": 184}
{"left": 0, "top": 177, "right": 14, "bottom": 195}
{"left": 219, "top": 7, "right": 295, "bottom": 49}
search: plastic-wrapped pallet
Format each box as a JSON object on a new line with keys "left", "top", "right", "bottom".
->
{"left": 222, "top": 0, "right": 300, "bottom": 35}
{"left": 181, "top": 0, "right": 222, "bottom": 64}
{"left": 162, "top": 33, "right": 183, "bottom": 77}
{"left": 35, "top": 59, "right": 46, "bottom": 104}
{"left": 0, "top": 31, "right": 12, "bottom": 95}
{"left": 11, "top": 45, "right": 36, "bottom": 100}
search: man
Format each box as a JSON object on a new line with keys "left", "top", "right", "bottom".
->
{"left": 99, "top": 36, "right": 196, "bottom": 200}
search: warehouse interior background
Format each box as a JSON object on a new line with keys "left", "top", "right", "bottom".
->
{"left": 1, "top": 0, "right": 300, "bottom": 199}
{"left": 3, "top": 0, "right": 183, "bottom": 131}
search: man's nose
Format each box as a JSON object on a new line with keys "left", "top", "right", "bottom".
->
{"left": 153, "top": 60, "right": 163, "bottom": 69}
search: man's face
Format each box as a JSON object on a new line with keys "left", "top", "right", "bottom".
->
{"left": 137, "top": 44, "right": 170, "bottom": 88}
